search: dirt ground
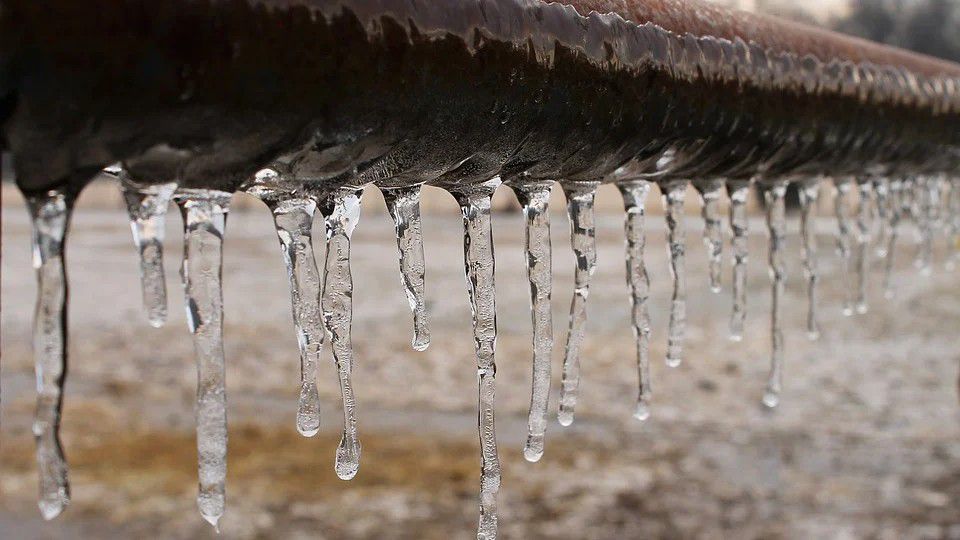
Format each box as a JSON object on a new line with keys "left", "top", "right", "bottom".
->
{"left": 1, "top": 181, "right": 959, "bottom": 539}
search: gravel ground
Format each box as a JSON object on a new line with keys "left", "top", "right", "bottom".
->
{"left": 1, "top": 182, "right": 959, "bottom": 539}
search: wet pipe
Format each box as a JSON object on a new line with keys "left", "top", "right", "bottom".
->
{"left": 1, "top": 0, "right": 959, "bottom": 537}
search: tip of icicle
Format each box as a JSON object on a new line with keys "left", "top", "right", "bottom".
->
{"left": 728, "top": 333, "right": 743, "bottom": 343}
{"left": 297, "top": 426, "right": 320, "bottom": 437}
{"left": 557, "top": 411, "right": 574, "bottom": 427}
{"left": 201, "top": 512, "right": 222, "bottom": 533}
{"left": 633, "top": 403, "right": 651, "bottom": 422}
{"left": 666, "top": 357, "right": 682, "bottom": 368}
{"left": 412, "top": 337, "right": 430, "bottom": 352}
{"left": 842, "top": 307, "right": 854, "bottom": 317}
{"left": 761, "top": 392, "right": 780, "bottom": 409}
{"left": 38, "top": 498, "right": 68, "bottom": 521}
{"left": 710, "top": 285, "right": 722, "bottom": 294}
{"left": 148, "top": 316, "right": 166, "bottom": 329}
{"left": 523, "top": 446, "right": 544, "bottom": 463}
{"left": 807, "top": 330, "right": 821, "bottom": 342}
{"left": 855, "top": 304, "right": 868, "bottom": 315}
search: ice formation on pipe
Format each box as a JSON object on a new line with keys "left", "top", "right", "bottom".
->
{"left": 382, "top": 186, "right": 431, "bottom": 352}
{"left": 619, "top": 181, "right": 654, "bottom": 421}
{"left": 662, "top": 180, "right": 689, "bottom": 367}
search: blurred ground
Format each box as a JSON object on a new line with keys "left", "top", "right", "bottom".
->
{"left": 1, "top": 181, "right": 959, "bottom": 539}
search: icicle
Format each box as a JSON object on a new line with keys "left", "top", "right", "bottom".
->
{"left": 798, "top": 180, "right": 821, "bottom": 340}
{"left": 873, "top": 177, "right": 891, "bottom": 259}
{"left": 914, "top": 176, "right": 933, "bottom": 275}
{"left": 883, "top": 179, "right": 905, "bottom": 299}
{"left": 319, "top": 188, "right": 364, "bottom": 481}
{"left": 557, "top": 182, "right": 599, "bottom": 426}
{"left": 662, "top": 180, "right": 688, "bottom": 367}
{"left": 853, "top": 180, "right": 873, "bottom": 315}
{"left": 727, "top": 180, "right": 750, "bottom": 341}
{"left": 695, "top": 180, "right": 724, "bottom": 293}
{"left": 26, "top": 190, "right": 73, "bottom": 520}
{"left": 382, "top": 185, "right": 431, "bottom": 351}
{"left": 833, "top": 177, "right": 855, "bottom": 316}
{"left": 510, "top": 181, "right": 554, "bottom": 462}
{"left": 619, "top": 181, "right": 653, "bottom": 421}
{"left": 120, "top": 178, "right": 177, "bottom": 327}
{"left": 947, "top": 178, "right": 960, "bottom": 271}
{"left": 175, "top": 189, "right": 232, "bottom": 531}
{"left": 451, "top": 179, "right": 502, "bottom": 540}
{"left": 762, "top": 181, "right": 788, "bottom": 408}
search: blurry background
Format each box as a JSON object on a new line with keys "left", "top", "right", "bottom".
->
{"left": 2, "top": 1, "right": 960, "bottom": 538}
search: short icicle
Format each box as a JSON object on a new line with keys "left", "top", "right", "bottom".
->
{"left": 319, "top": 188, "right": 364, "bottom": 481}
{"left": 558, "top": 181, "right": 600, "bottom": 427}
{"left": 833, "top": 177, "right": 855, "bottom": 316}
{"left": 914, "top": 176, "right": 934, "bottom": 275}
{"left": 452, "top": 179, "right": 502, "bottom": 540}
{"left": 619, "top": 181, "right": 654, "bottom": 421}
{"left": 727, "top": 180, "right": 751, "bottom": 341}
{"left": 798, "top": 180, "right": 821, "bottom": 340}
{"left": 663, "top": 180, "right": 689, "bottom": 367}
{"left": 510, "top": 181, "right": 554, "bottom": 462}
{"left": 873, "top": 177, "right": 891, "bottom": 259}
{"left": 853, "top": 180, "right": 874, "bottom": 315}
{"left": 382, "top": 185, "right": 431, "bottom": 351}
{"left": 882, "top": 179, "right": 905, "bottom": 298}
{"left": 26, "top": 190, "right": 74, "bottom": 520}
{"left": 120, "top": 177, "right": 177, "bottom": 327}
{"left": 695, "top": 180, "right": 724, "bottom": 293}
{"left": 175, "top": 189, "right": 232, "bottom": 531}
{"left": 762, "top": 181, "right": 788, "bottom": 408}
{"left": 947, "top": 178, "right": 960, "bottom": 271}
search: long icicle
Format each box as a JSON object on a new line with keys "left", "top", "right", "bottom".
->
{"left": 120, "top": 178, "right": 177, "bottom": 328}
{"left": 854, "top": 179, "right": 873, "bottom": 315}
{"left": 511, "top": 181, "right": 554, "bottom": 462}
{"left": 833, "top": 177, "right": 855, "bottom": 316}
{"left": 727, "top": 180, "right": 750, "bottom": 341}
{"left": 663, "top": 180, "right": 688, "bottom": 367}
{"left": 883, "top": 179, "right": 905, "bottom": 298}
{"left": 914, "top": 176, "right": 934, "bottom": 275}
{"left": 873, "top": 177, "right": 891, "bottom": 259}
{"left": 558, "top": 181, "right": 599, "bottom": 427}
{"left": 696, "top": 180, "right": 724, "bottom": 293}
{"left": 382, "top": 185, "right": 431, "bottom": 351}
{"left": 762, "top": 181, "right": 788, "bottom": 408}
{"left": 798, "top": 180, "right": 821, "bottom": 340}
{"left": 269, "top": 196, "right": 324, "bottom": 437}
{"left": 175, "top": 189, "right": 232, "bottom": 531}
{"left": 319, "top": 188, "right": 364, "bottom": 481}
{"left": 26, "top": 190, "right": 73, "bottom": 520}
{"left": 452, "top": 179, "right": 502, "bottom": 540}
{"left": 619, "top": 181, "right": 653, "bottom": 421}
{"left": 948, "top": 178, "right": 960, "bottom": 271}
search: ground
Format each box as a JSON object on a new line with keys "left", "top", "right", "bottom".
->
{"left": 1, "top": 182, "right": 959, "bottom": 539}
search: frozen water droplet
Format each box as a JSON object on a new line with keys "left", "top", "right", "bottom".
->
{"left": 662, "top": 180, "right": 688, "bottom": 367}
{"left": 510, "top": 181, "right": 554, "bottom": 463}
{"left": 382, "top": 186, "right": 431, "bottom": 351}
{"left": 174, "top": 189, "right": 232, "bottom": 529}
{"left": 763, "top": 181, "right": 788, "bottom": 409}
{"left": 25, "top": 190, "right": 73, "bottom": 520}
{"left": 558, "top": 182, "right": 599, "bottom": 426}
{"left": 451, "top": 179, "right": 502, "bottom": 540}
{"left": 695, "top": 180, "right": 724, "bottom": 293}
{"left": 799, "top": 180, "right": 821, "bottom": 340}
{"left": 727, "top": 180, "right": 751, "bottom": 342}
{"left": 619, "top": 181, "right": 653, "bottom": 421}
{"left": 833, "top": 177, "right": 855, "bottom": 316}
{"left": 883, "top": 179, "right": 905, "bottom": 298}
{"left": 119, "top": 176, "right": 176, "bottom": 327}
{"left": 854, "top": 179, "right": 874, "bottom": 315}
{"left": 319, "top": 188, "right": 364, "bottom": 480}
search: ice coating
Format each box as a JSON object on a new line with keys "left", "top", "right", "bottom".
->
{"left": 510, "top": 182, "right": 554, "bottom": 462}
{"left": 382, "top": 186, "right": 431, "bottom": 352}
{"left": 619, "top": 181, "right": 654, "bottom": 421}
{"left": 833, "top": 177, "right": 855, "bottom": 317}
{"left": 25, "top": 190, "right": 73, "bottom": 520}
{"left": 854, "top": 180, "right": 874, "bottom": 315}
{"left": 695, "top": 180, "right": 724, "bottom": 293}
{"left": 174, "top": 189, "right": 232, "bottom": 531}
{"left": 727, "top": 180, "right": 751, "bottom": 342}
{"left": 762, "top": 181, "right": 788, "bottom": 408}
{"left": 662, "top": 180, "right": 688, "bottom": 367}
{"left": 320, "top": 188, "right": 364, "bottom": 481}
{"left": 451, "top": 180, "right": 502, "bottom": 540}
{"left": 798, "top": 180, "right": 821, "bottom": 340}
{"left": 119, "top": 178, "right": 177, "bottom": 328}
{"left": 558, "top": 182, "right": 600, "bottom": 427}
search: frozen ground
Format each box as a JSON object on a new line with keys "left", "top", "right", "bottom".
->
{"left": 1, "top": 182, "right": 959, "bottom": 539}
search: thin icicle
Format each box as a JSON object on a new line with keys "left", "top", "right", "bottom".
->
{"left": 26, "top": 190, "right": 73, "bottom": 520}
{"left": 914, "top": 176, "right": 934, "bottom": 274}
{"left": 947, "top": 178, "right": 960, "bottom": 271}
{"left": 762, "top": 181, "right": 788, "bottom": 408}
{"left": 727, "top": 180, "right": 750, "bottom": 341}
{"left": 558, "top": 181, "right": 599, "bottom": 427}
{"left": 799, "top": 180, "right": 821, "bottom": 340}
{"left": 175, "top": 189, "right": 232, "bottom": 531}
{"left": 511, "top": 181, "right": 554, "bottom": 462}
{"left": 319, "top": 188, "right": 364, "bottom": 481}
{"left": 873, "top": 177, "right": 891, "bottom": 259}
{"left": 833, "top": 177, "right": 855, "bottom": 316}
{"left": 696, "top": 180, "right": 724, "bottom": 293}
{"left": 663, "top": 180, "right": 688, "bottom": 367}
{"left": 854, "top": 180, "right": 873, "bottom": 315}
{"left": 619, "top": 181, "right": 653, "bottom": 421}
{"left": 452, "top": 179, "right": 502, "bottom": 540}
{"left": 382, "top": 185, "right": 431, "bottom": 352}
{"left": 883, "top": 179, "right": 905, "bottom": 298}
{"left": 120, "top": 178, "right": 177, "bottom": 328}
